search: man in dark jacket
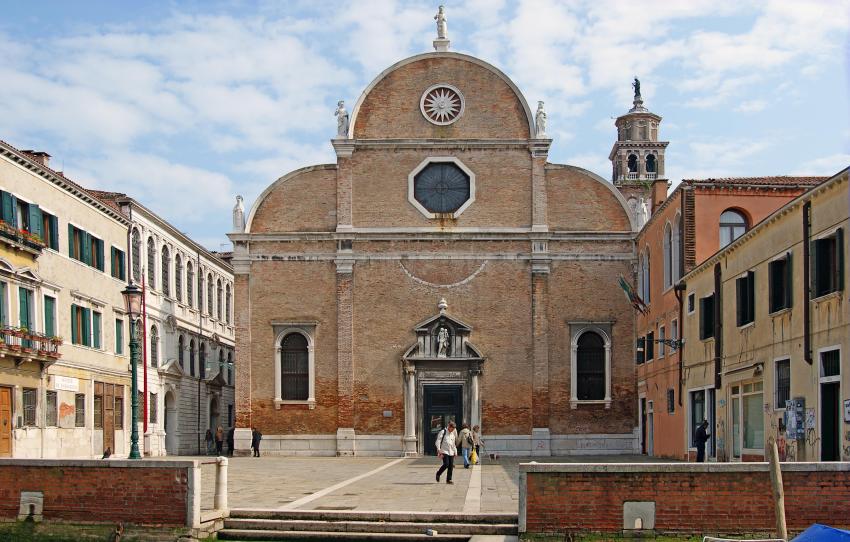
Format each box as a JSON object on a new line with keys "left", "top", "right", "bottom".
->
{"left": 227, "top": 427, "right": 235, "bottom": 457}
{"left": 251, "top": 427, "right": 262, "bottom": 457}
{"left": 694, "top": 420, "right": 711, "bottom": 462}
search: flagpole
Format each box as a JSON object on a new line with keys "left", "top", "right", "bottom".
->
{"left": 142, "top": 271, "right": 149, "bottom": 438}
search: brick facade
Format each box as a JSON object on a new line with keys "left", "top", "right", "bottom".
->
{"left": 230, "top": 50, "right": 640, "bottom": 456}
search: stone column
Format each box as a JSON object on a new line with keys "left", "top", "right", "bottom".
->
{"left": 402, "top": 364, "right": 417, "bottom": 456}
{"left": 231, "top": 241, "right": 253, "bottom": 455}
{"left": 638, "top": 150, "right": 646, "bottom": 178}
{"left": 658, "top": 153, "right": 665, "bottom": 178}
{"left": 470, "top": 368, "right": 481, "bottom": 430}
{"left": 530, "top": 140, "right": 551, "bottom": 232}
{"left": 333, "top": 140, "right": 355, "bottom": 232}
{"left": 531, "top": 241, "right": 551, "bottom": 456}
{"left": 335, "top": 253, "right": 356, "bottom": 455}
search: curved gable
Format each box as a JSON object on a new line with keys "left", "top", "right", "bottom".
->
{"left": 350, "top": 53, "right": 534, "bottom": 140}
{"left": 246, "top": 164, "right": 337, "bottom": 233}
{"left": 546, "top": 165, "right": 635, "bottom": 232}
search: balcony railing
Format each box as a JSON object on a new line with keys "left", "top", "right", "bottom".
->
{"left": 0, "top": 326, "right": 62, "bottom": 361}
{"left": 626, "top": 172, "right": 638, "bottom": 180}
{"left": 0, "top": 221, "right": 45, "bottom": 253}
{"left": 646, "top": 172, "right": 657, "bottom": 180}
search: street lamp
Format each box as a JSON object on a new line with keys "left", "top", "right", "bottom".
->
{"left": 122, "top": 283, "right": 143, "bottom": 460}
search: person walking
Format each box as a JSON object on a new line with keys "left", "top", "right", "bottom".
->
{"left": 215, "top": 425, "right": 224, "bottom": 456}
{"left": 204, "top": 429, "right": 214, "bottom": 455}
{"left": 227, "top": 426, "right": 235, "bottom": 457}
{"left": 694, "top": 420, "right": 711, "bottom": 462}
{"left": 472, "top": 425, "right": 483, "bottom": 458}
{"left": 435, "top": 421, "right": 457, "bottom": 484}
{"left": 459, "top": 423, "right": 474, "bottom": 468}
{"left": 251, "top": 427, "right": 263, "bottom": 457}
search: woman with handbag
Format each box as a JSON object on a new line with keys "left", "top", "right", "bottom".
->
{"left": 435, "top": 421, "right": 457, "bottom": 484}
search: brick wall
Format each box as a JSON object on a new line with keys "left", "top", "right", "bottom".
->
{"left": 0, "top": 459, "right": 196, "bottom": 527}
{"left": 521, "top": 463, "right": 850, "bottom": 536}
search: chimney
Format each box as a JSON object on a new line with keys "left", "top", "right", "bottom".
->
{"left": 21, "top": 150, "right": 51, "bottom": 168}
{"left": 651, "top": 178, "right": 669, "bottom": 214}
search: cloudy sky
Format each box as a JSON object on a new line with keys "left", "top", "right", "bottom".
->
{"left": 1, "top": 0, "right": 848, "bottom": 249}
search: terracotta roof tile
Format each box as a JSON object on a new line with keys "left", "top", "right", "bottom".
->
{"left": 685, "top": 176, "right": 828, "bottom": 187}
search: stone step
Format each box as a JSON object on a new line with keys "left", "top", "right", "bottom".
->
{"left": 218, "top": 529, "right": 470, "bottom": 541}
{"left": 224, "top": 518, "right": 518, "bottom": 535}
{"left": 228, "top": 508, "right": 518, "bottom": 525}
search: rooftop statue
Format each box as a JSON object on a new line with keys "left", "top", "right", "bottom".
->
{"left": 633, "top": 77, "right": 641, "bottom": 98}
{"left": 435, "top": 5, "right": 448, "bottom": 39}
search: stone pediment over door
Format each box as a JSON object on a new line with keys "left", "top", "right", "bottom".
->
{"left": 402, "top": 299, "right": 484, "bottom": 362}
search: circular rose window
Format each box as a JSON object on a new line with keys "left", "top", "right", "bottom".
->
{"left": 420, "top": 84, "right": 464, "bottom": 125}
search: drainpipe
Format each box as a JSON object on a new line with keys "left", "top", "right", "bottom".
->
{"left": 674, "top": 282, "right": 686, "bottom": 407}
{"left": 713, "top": 263, "right": 722, "bottom": 389}
{"left": 197, "top": 249, "right": 202, "bottom": 454}
{"left": 803, "top": 202, "right": 812, "bottom": 364}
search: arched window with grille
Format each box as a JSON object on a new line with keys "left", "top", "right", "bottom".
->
{"left": 178, "top": 334, "right": 185, "bottom": 369}
{"left": 189, "top": 339, "right": 196, "bottom": 377}
{"left": 187, "top": 262, "right": 194, "bottom": 308}
{"left": 227, "top": 351, "right": 233, "bottom": 385}
{"left": 663, "top": 223, "right": 673, "bottom": 288}
{"left": 146, "top": 237, "right": 156, "bottom": 289}
{"left": 131, "top": 228, "right": 141, "bottom": 282}
{"left": 161, "top": 246, "right": 170, "bottom": 296}
{"left": 572, "top": 330, "right": 611, "bottom": 403}
{"left": 150, "top": 325, "right": 159, "bottom": 368}
{"left": 207, "top": 273, "right": 213, "bottom": 315}
{"left": 198, "top": 272, "right": 204, "bottom": 312}
{"left": 672, "top": 214, "right": 681, "bottom": 282}
{"left": 216, "top": 279, "right": 223, "bottom": 320}
{"left": 225, "top": 284, "right": 232, "bottom": 325}
{"left": 280, "top": 333, "right": 309, "bottom": 400}
{"left": 175, "top": 254, "right": 183, "bottom": 302}
{"left": 720, "top": 209, "right": 747, "bottom": 248}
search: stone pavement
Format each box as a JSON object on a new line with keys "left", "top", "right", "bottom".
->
{"left": 198, "top": 454, "right": 662, "bottom": 513}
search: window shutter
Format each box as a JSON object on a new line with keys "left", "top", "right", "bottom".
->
{"left": 49, "top": 215, "right": 59, "bottom": 250}
{"left": 785, "top": 252, "right": 793, "bottom": 309}
{"left": 810, "top": 239, "right": 818, "bottom": 298}
{"left": 82, "top": 307, "right": 91, "bottom": 346}
{"left": 18, "top": 289, "right": 28, "bottom": 329}
{"left": 748, "top": 271, "right": 755, "bottom": 322}
{"left": 68, "top": 224, "right": 75, "bottom": 256}
{"left": 96, "top": 239, "right": 104, "bottom": 271}
{"left": 836, "top": 228, "right": 844, "bottom": 291}
{"left": 736, "top": 278, "right": 743, "bottom": 326}
{"left": 82, "top": 232, "right": 92, "bottom": 266}
{"left": 71, "top": 305, "right": 78, "bottom": 344}
{"left": 1, "top": 192, "right": 16, "bottom": 225}
{"left": 27, "top": 204, "right": 42, "bottom": 238}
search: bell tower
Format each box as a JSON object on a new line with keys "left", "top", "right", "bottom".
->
{"left": 609, "top": 79, "right": 669, "bottom": 226}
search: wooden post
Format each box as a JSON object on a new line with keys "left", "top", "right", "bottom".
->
{"left": 767, "top": 438, "right": 788, "bottom": 540}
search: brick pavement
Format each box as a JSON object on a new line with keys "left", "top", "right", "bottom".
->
{"left": 199, "top": 454, "right": 661, "bottom": 513}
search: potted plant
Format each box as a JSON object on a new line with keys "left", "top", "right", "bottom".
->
{"left": 50, "top": 335, "right": 63, "bottom": 346}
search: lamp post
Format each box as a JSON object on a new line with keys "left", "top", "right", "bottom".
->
{"left": 122, "top": 283, "right": 143, "bottom": 460}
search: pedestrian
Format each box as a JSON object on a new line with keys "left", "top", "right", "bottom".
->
{"left": 215, "top": 425, "right": 224, "bottom": 456}
{"left": 435, "top": 421, "right": 457, "bottom": 484}
{"left": 459, "top": 422, "right": 474, "bottom": 468}
{"left": 694, "top": 419, "right": 711, "bottom": 462}
{"left": 472, "top": 425, "right": 482, "bottom": 458}
{"left": 205, "top": 429, "right": 214, "bottom": 455}
{"left": 227, "top": 426, "right": 235, "bottom": 457}
{"left": 251, "top": 427, "right": 263, "bottom": 457}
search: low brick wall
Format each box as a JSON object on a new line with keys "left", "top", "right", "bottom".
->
{"left": 0, "top": 459, "right": 201, "bottom": 527}
{"left": 520, "top": 462, "right": 850, "bottom": 536}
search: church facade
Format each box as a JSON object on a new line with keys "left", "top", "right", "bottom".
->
{"left": 230, "top": 36, "right": 643, "bottom": 456}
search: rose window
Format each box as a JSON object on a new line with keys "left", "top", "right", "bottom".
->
{"left": 420, "top": 84, "right": 464, "bottom": 125}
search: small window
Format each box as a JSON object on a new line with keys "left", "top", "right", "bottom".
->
{"left": 147, "top": 237, "right": 157, "bottom": 289}
{"left": 161, "top": 246, "right": 170, "bottom": 296}
{"left": 46, "top": 391, "right": 57, "bottom": 426}
{"left": 736, "top": 271, "right": 756, "bottom": 327}
{"left": 207, "top": 273, "right": 213, "bottom": 315}
{"left": 645, "top": 331, "right": 655, "bottom": 361}
{"left": 775, "top": 359, "right": 790, "bottom": 409}
{"left": 720, "top": 209, "right": 747, "bottom": 248}
{"left": 658, "top": 326, "right": 666, "bottom": 357}
{"left": 94, "top": 394, "right": 103, "bottom": 428}
{"left": 187, "top": 262, "right": 194, "bottom": 308}
{"left": 225, "top": 284, "right": 232, "bottom": 325}
{"left": 812, "top": 229, "right": 844, "bottom": 298}
{"left": 175, "top": 254, "right": 183, "bottom": 302}
{"left": 189, "top": 339, "right": 196, "bottom": 377}
{"left": 22, "top": 388, "right": 37, "bottom": 426}
{"left": 769, "top": 253, "right": 793, "bottom": 313}
{"left": 75, "top": 393, "right": 86, "bottom": 427}
{"left": 635, "top": 336, "right": 645, "bottom": 364}
{"left": 70, "top": 304, "right": 91, "bottom": 346}
{"left": 115, "top": 319, "right": 124, "bottom": 355}
{"left": 114, "top": 396, "right": 124, "bottom": 429}
{"left": 216, "top": 279, "right": 223, "bottom": 320}
{"left": 178, "top": 334, "right": 185, "bottom": 367}
{"left": 700, "top": 294, "right": 715, "bottom": 340}
{"left": 149, "top": 393, "right": 158, "bottom": 424}
{"left": 687, "top": 293, "right": 695, "bottom": 314}
{"left": 667, "top": 388, "right": 675, "bottom": 413}
{"left": 821, "top": 349, "right": 840, "bottom": 378}
{"left": 671, "top": 319, "right": 679, "bottom": 351}
{"left": 111, "top": 247, "right": 126, "bottom": 280}
{"left": 42, "top": 211, "right": 59, "bottom": 250}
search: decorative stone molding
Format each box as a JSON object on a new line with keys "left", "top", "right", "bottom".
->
{"left": 568, "top": 322, "right": 613, "bottom": 409}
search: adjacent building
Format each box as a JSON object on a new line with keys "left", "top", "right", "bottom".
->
{"left": 91, "top": 193, "right": 236, "bottom": 456}
{"left": 682, "top": 167, "right": 849, "bottom": 462}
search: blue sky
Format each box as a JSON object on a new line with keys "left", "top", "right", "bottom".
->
{"left": 1, "top": 0, "right": 848, "bottom": 250}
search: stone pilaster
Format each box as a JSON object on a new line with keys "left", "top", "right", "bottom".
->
{"left": 232, "top": 241, "right": 253, "bottom": 454}
{"left": 333, "top": 140, "right": 355, "bottom": 232}
{"left": 530, "top": 240, "right": 551, "bottom": 455}
{"left": 529, "top": 139, "right": 551, "bottom": 232}
{"left": 335, "top": 251, "right": 355, "bottom": 455}
{"left": 402, "top": 363, "right": 417, "bottom": 457}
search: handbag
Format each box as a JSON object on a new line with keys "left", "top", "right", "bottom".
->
{"left": 470, "top": 448, "right": 478, "bottom": 464}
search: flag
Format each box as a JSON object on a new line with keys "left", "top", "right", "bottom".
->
{"left": 618, "top": 275, "right": 649, "bottom": 315}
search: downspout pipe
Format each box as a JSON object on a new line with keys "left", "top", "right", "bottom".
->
{"left": 803, "top": 201, "right": 812, "bottom": 364}
{"left": 713, "top": 263, "right": 722, "bottom": 389}
{"left": 674, "top": 281, "right": 686, "bottom": 407}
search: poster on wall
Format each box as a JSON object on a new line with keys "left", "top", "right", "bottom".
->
{"left": 843, "top": 399, "right": 850, "bottom": 423}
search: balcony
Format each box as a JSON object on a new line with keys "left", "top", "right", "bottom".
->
{"left": 646, "top": 172, "right": 657, "bottom": 180}
{"left": 0, "top": 221, "right": 45, "bottom": 256}
{"left": 626, "top": 172, "right": 638, "bottom": 180}
{"left": 0, "top": 327, "right": 62, "bottom": 367}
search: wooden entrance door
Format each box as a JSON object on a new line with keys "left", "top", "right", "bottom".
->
{"left": 96, "top": 382, "right": 115, "bottom": 454}
{"left": 0, "top": 387, "right": 11, "bottom": 457}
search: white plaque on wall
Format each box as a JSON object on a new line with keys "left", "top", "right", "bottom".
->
{"left": 54, "top": 376, "right": 79, "bottom": 392}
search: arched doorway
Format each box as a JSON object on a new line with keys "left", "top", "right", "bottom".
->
{"left": 208, "top": 396, "right": 220, "bottom": 434}
{"left": 164, "top": 391, "right": 179, "bottom": 455}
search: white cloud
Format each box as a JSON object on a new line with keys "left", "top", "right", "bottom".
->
{"left": 735, "top": 99, "right": 768, "bottom": 113}
{"left": 792, "top": 154, "right": 850, "bottom": 176}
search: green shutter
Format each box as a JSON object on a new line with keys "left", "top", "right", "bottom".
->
{"left": 18, "top": 287, "right": 30, "bottom": 330}
{"left": 82, "top": 308, "right": 91, "bottom": 347}
{"left": 837, "top": 228, "right": 844, "bottom": 292}
{"left": 120, "top": 251, "right": 126, "bottom": 280}
{"left": 0, "top": 282, "right": 6, "bottom": 325}
{"left": 43, "top": 296, "right": 55, "bottom": 337}
{"left": 95, "top": 239, "right": 104, "bottom": 271}
{"left": 92, "top": 312, "right": 101, "bottom": 349}
{"left": 115, "top": 319, "right": 124, "bottom": 354}
{"left": 49, "top": 215, "right": 59, "bottom": 250}
{"left": 70, "top": 305, "right": 78, "bottom": 344}
{"left": 28, "top": 204, "right": 42, "bottom": 239}
{"left": 110, "top": 248, "right": 116, "bottom": 277}
{"left": 1, "top": 191, "right": 15, "bottom": 225}
{"left": 83, "top": 232, "right": 92, "bottom": 266}
{"left": 68, "top": 224, "right": 75, "bottom": 257}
